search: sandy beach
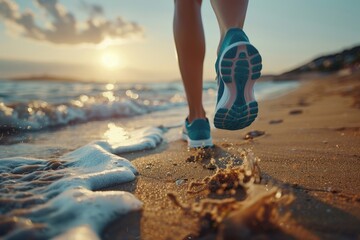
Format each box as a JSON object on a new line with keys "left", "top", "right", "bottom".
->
{"left": 1, "top": 1, "right": 360, "bottom": 239}
{"left": 102, "top": 72, "right": 360, "bottom": 240}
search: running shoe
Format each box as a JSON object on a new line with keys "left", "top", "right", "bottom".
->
{"left": 214, "top": 28, "right": 262, "bottom": 130}
{"left": 182, "top": 118, "right": 213, "bottom": 148}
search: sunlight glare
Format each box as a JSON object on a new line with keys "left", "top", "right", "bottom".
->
{"left": 104, "top": 123, "right": 129, "bottom": 145}
{"left": 102, "top": 91, "right": 115, "bottom": 102}
{"left": 101, "top": 52, "right": 123, "bottom": 70}
{"left": 106, "top": 83, "right": 114, "bottom": 90}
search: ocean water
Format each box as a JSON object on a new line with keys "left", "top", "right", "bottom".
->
{"left": 0, "top": 79, "right": 298, "bottom": 132}
{"left": 0, "top": 79, "right": 298, "bottom": 239}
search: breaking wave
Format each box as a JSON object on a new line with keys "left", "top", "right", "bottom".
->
{"left": 0, "top": 125, "right": 163, "bottom": 239}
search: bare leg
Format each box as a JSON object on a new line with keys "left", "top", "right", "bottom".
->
{"left": 211, "top": 0, "right": 261, "bottom": 131}
{"left": 210, "top": 0, "right": 249, "bottom": 50}
{"left": 173, "top": 0, "right": 205, "bottom": 122}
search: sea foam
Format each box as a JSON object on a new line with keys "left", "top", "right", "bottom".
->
{"left": 0, "top": 98, "right": 149, "bottom": 131}
{"left": 0, "top": 124, "right": 163, "bottom": 239}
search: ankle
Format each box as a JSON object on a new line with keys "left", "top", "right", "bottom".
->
{"left": 188, "top": 110, "right": 206, "bottom": 123}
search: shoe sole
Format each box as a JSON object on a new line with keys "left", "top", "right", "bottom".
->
{"left": 182, "top": 133, "right": 213, "bottom": 148}
{"left": 214, "top": 41, "right": 262, "bottom": 130}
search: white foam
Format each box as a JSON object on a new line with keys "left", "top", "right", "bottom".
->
{"left": 0, "top": 125, "right": 164, "bottom": 239}
{"left": 7, "top": 188, "right": 142, "bottom": 240}
{"left": 0, "top": 98, "right": 149, "bottom": 130}
{"left": 95, "top": 123, "right": 164, "bottom": 154}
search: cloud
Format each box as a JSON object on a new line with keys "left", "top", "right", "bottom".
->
{"left": 0, "top": 0, "right": 144, "bottom": 45}
{"left": 80, "top": 1, "right": 103, "bottom": 17}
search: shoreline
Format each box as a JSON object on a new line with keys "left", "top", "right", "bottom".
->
{"left": 0, "top": 79, "right": 298, "bottom": 159}
{"left": 102, "top": 72, "right": 360, "bottom": 239}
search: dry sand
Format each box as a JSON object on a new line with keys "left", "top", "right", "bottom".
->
{"left": 102, "top": 72, "right": 360, "bottom": 240}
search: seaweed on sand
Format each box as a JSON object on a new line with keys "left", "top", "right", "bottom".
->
{"left": 168, "top": 149, "right": 294, "bottom": 239}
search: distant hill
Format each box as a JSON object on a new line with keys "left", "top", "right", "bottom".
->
{"left": 8, "top": 74, "right": 83, "bottom": 83}
{"left": 276, "top": 44, "right": 360, "bottom": 80}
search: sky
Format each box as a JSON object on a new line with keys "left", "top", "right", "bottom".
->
{"left": 0, "top": 0, "right": 359, "bottom": 82}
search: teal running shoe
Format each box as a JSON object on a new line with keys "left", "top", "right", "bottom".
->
{"left": 214, "top": 28, "right": 262, "bottom": 130}
{"left": 182, "top": 118, "right": 213, "bottom": 148}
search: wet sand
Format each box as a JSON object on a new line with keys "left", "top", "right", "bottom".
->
{"left": 102, "top": 72, "right": 360, "bottom": 240}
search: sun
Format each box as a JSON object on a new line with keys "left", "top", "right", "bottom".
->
{"left": 100, "top": 52, "right": 123, "bottom": 70}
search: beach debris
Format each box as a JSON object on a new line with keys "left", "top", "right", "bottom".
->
{"left": 168, "top": 149, "right": 294, "bottom": 239}
{"left": 183, "top": 234, "right": 197, "bottom": 240}
{"left": 206, "top": 163, "right": 217, "bottom": 170}
{"left": 203, "top": 159, "right": 217, "bottom": 170}
{"left": 243, "top": 130, "right": 265, "bottom": 140}
{"left": 269, "top": 119, "right": 283, "bottom": 124}
{"left": 168, "top": 192, "right": 238, "bottom": 223}
{"left": 298, "top": 98, "right": 310, "bottom": 107}
{"left": 166, "top": 172, "right": 172, "bottom": 177}
{"left": 186, "top": 148, "right": 212, "bottom": 163}
{"left": 175, "top": 179, "right": 187, "bottom": 186}
{"left": 221, "top": 142, "right": 233, "bottom": 148}
{"left": 334, "top": 126, "right": 360, "bottom": 134}
{"left": 217, "top": 188, "right": 294, "bottom": 240}
{"left": 186, "top": 155, "right": 197, "bottom": 163}
{"left": 187, "top": 150, "right": 261, "bottom": 195}
{"left": 289, "top": 109, "right": 303, "bottom": 115}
